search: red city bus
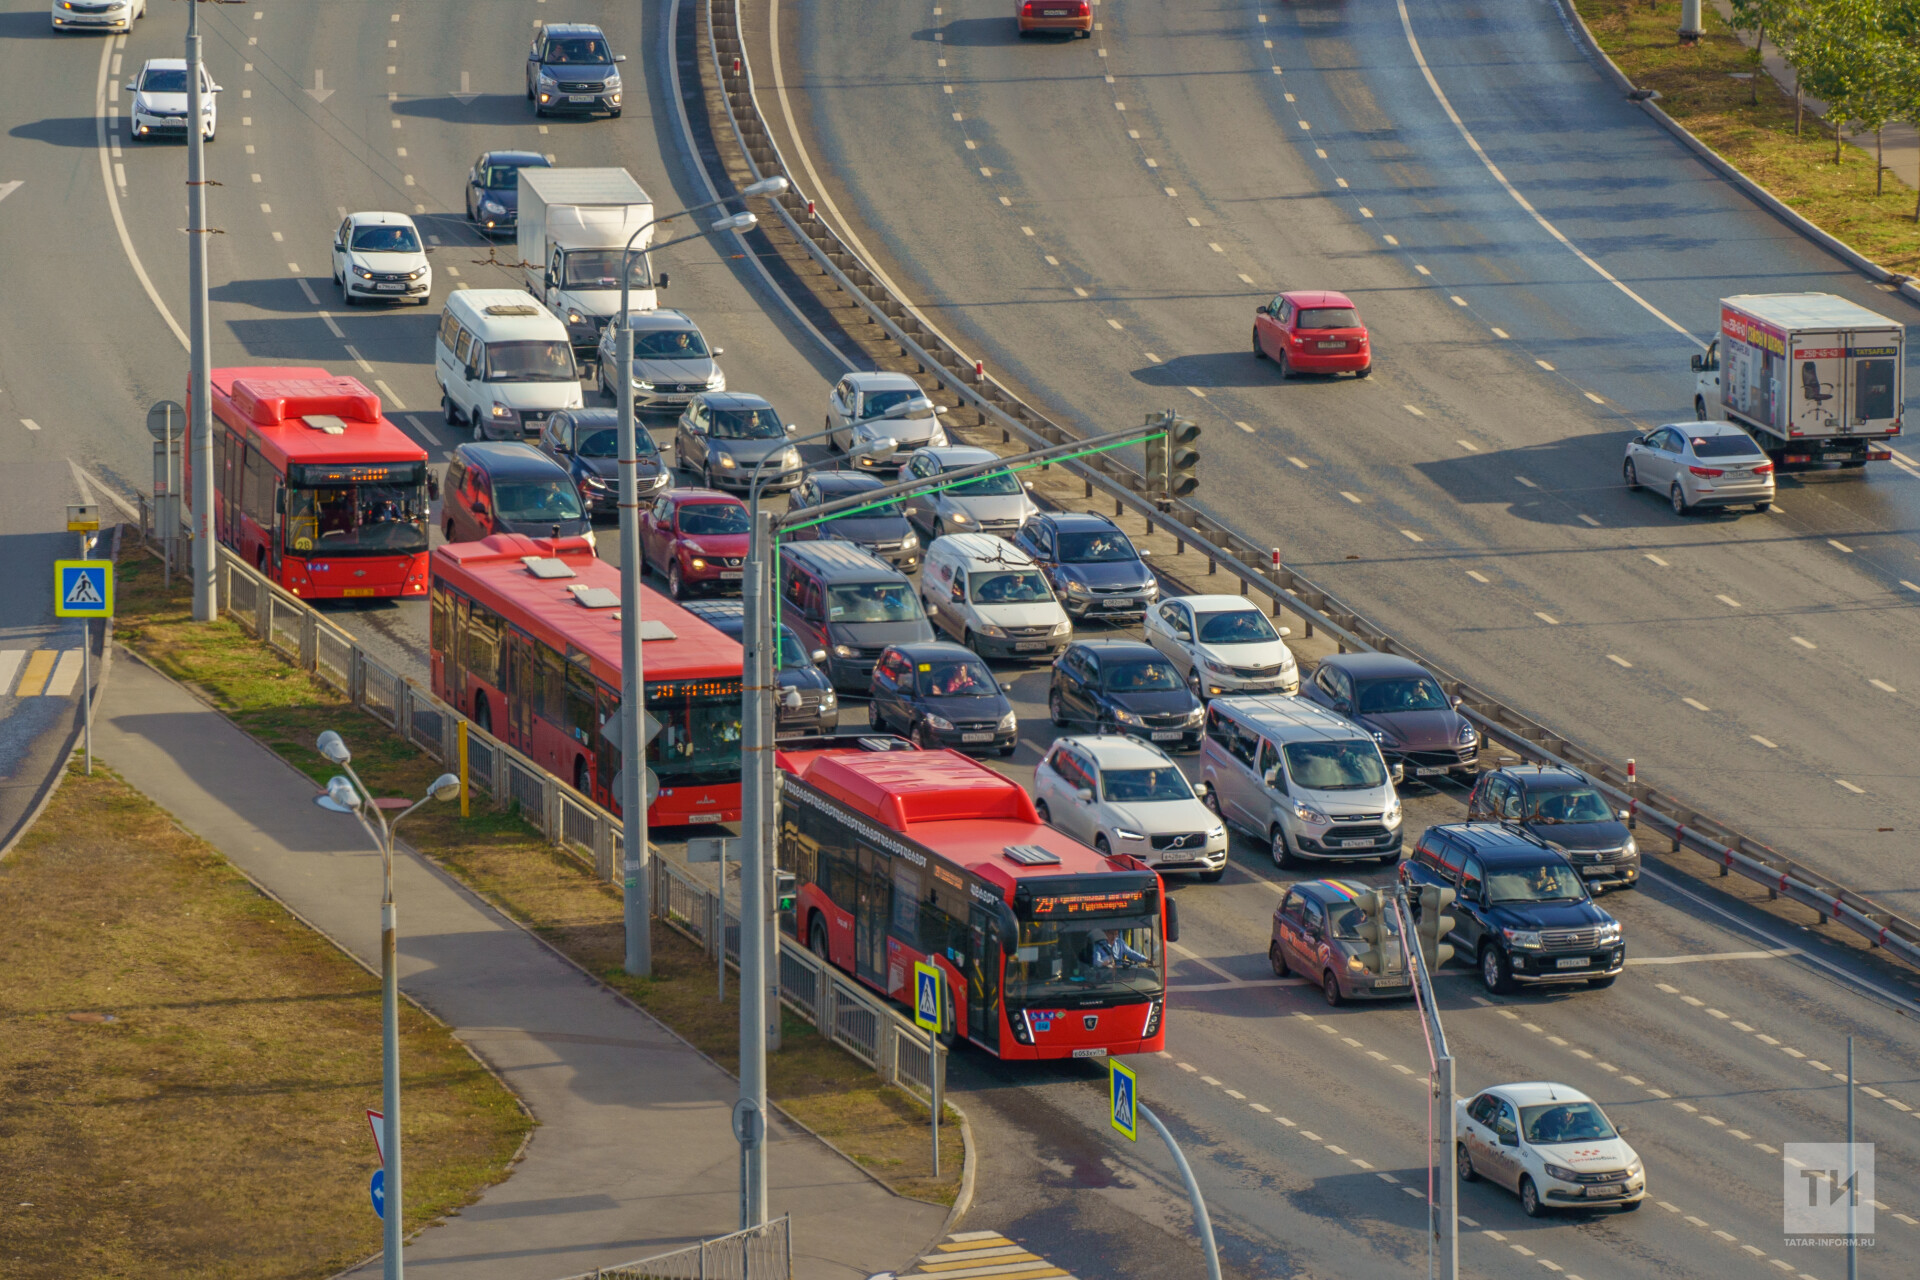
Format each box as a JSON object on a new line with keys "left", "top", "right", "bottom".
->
{"left": 429, "top": 533, "right": 745, "bottom": 826}
{"left": 776, "top": 742, "right": 1171, "bottom": 1060}
{"left": 198, "top": 367, "right": 432, "bottom": 598}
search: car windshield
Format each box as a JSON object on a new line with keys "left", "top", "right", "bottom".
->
{"left": 1689, "top": 434, "right": 1763, "bottom": 458}
{"left": 710, "top": 408, "right": 784, "bottom": 440}
{"left": 945, "top": 466, "right": 1022, "bottom": 496}
{"left": 1102, "top": 659, "right": 1182, "bottom": 691}
{"left": 563, "top": 250, "right": 652, "bottom": 290}
{"left": 492, "top": 482, "right": 583, "bottom": 524}
{"left": 139, "top": 68, "right": 200, "bottom": 94}
{"left": 283, "top": 483, "right": 429, "bottom": 557}
{"left": 1520, "top": 1101, "right": 1617, "bottom": 1145}
{"left": 1101, "top": 767, "right": 1193, "bottom": 803}
{"left": 1329, "top": 899, "right": 1403, "bottom": 939}
{"left": 860, "top": 389, "right": 931, "bottom": 420}
{"left": 485, "top": 340, "right": 576, "bottom": 382}
{"left": 1196, "top": 609, "right": 1278, "bottom": 645}
{"left": 818, "top": 491, "right": 904, "bottom": 520}
{"left": 678, "top": 503, "right": 750, "bottom": 535}
{"left": 1056, "top": 530, "right": 1138, "bottom": 563}
{"left": 1355, "top": 676, "right": 1449, "bottom": 713}
{"left": 546, "top": 36, "right": 611, "bottom": 63}
{"left": 483, "top": 160, "right": 546, "bottom": 188}
{"left": 1526, "top": 787, "right": 1615, "bottom": 824}
{"left": 970, "top": 570, "right": 1052, "bottom": 604}
{"left": 828, "top": 581, "right": 921, "bottom": 622}
{"left": 1007, "top": 915, "right": 1164, "bottom": 1003}
{"left": 572, "top": 426, "right": 656, "bottom": 459}
{"left": 775, "top": 626, "right": 812, "bottom": 670}
{"left": 916, "top": 658, "right": 998, "bottom": 697}
{"left": 351, "top": 225, "right": 422, "bottom": 254}
{"left": 1284, "top": 741, "right": 1387, "bottom": 792}
{"left": 634, "top": 328, "right": 710, "bottom": 358}
{"left": 1486, "top": 862, "right": 1588, "bottom": 904}
{"left": 1297, "top": 307, "right": 1360, "bottom": 330}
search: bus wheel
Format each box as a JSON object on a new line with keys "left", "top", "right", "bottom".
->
{"left": 474, "top": 695, "right": 492, "bottom": 734}
{"left": 809, "top": 916, "right": 830, "bottom": 961}
{"left": 572, "top": 756, "right": 590, "bottom": 793}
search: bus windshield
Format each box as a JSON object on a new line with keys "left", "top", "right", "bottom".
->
{"left": 648, "top": 686, "right": 743, "bottom": 788}
{"left": 1007, "top": 914, "right": 1164, "bottom": 1004}
{"left": 284, "top": 483, "right": 429, "bottom": 556}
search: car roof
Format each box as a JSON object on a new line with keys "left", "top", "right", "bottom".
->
{"left": 541, "top": 22, "right": 607, "bottom": 37}
{"left": 1169, "top": 594, "right": 1264, "bottom": 612}
{"left": 888, "top": 640, "right": 987, "bottom": 663}
{"left": 696, "top": 392, "right": 774, "bottom": 411}
{"left": 141, "top": 58, "right": 192, "bottom": 70}
{"left": 810, "top": 471, "right": 886, "bottom": 493}
{"left": 555, "top": 408, "right": 619, "bottom": 425}
{"left": 1213, "top": 694, "right": 1367, "bottom": 740}
{"left": 923, "top": 445, "right": 1000, "bottom": 467}
{"left": 1321, "top": 653, "right": 1432, "bottom": 679}
{"left": 1431, "top": 822, "right": 1557, "bottom": 861}
{"left": 1482, "top": 1082, "right": 1595, "bottom": 1108}
{"left": 781, "top": 539, "right": 900, "bottom": 577}
{"left": 1066, "top": 639, "right": 1162, "bottom": 662}
{"left": 347, "top": 211, "right": 418, "bottom": 227}
{"left": 453, "top": 441, "right": 569, "bottom": 477}
{"left": 1293, "top": 878, "right": 1374, "bottom": 905}
{"left": 628, "top": 308, "right": 699, "bottom": 331}
{"left": 482, "top": 150, "right": 549, "bottom": 167}
{"left": 1060, "top": 734, "right": 1174, "bottom": 769}
{"left": 846, "top": 371, "right": 922, "bottom": 391}
{"left": 665, "top": 487, "right": 744, "bottom": 506}
{"left": 1280, "top": 290, "right": 1357, "bottom": 309}
{"left": 1036, "top": 510, "right": 1121, "bottom": 533}
{"left": 1487, "top": 763, "right": 1587, "bottom": 788}
{"left": 933, "top": 531, "right": 1029, "bottom": 563}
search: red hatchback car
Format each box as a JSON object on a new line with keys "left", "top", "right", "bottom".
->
{"left": 1253, "top": 290, "right": 1372, "bottom": 378}
{"left": 640, "top": 489, "right": 750, "bottom": 599}
{"left": 1017, "top": 0, "right": 1092, "bottom": 37}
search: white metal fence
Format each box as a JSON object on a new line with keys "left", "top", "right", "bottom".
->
{"left": 549, "top": 1215, "right": 790, "bottom": 1280}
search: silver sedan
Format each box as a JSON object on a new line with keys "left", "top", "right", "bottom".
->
{"left": 1623, "top": 422, "right": 1774, "bottom": 515}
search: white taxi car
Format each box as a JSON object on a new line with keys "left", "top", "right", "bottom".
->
{"left": 1456, "top": 1083, "right": 1646, "bottom": 1216}
{"left": 1033, "top": 736, "right": 1228, "bottom": 881}
{"left": 126, "top": 58, "right": 219, "bottom": 142}
{"left": 54, "top": 0, "right": 146, "bottom": 32}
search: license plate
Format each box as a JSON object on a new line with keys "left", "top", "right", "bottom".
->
{"left": 1103, "top": 597, "right": 1134, "bottom": 608}
{"left": 376, "top": 283, "right": 405, "bottom": 292}
{"left": 719, "top": 571, "right": 743, "bottom": 581}
{"left": 1373, "top": 975, "right": 1408, "bottom": 986}
{"left": 568, "top": 93, "right": 596, "bottom": 102}
{"left": 1580, "top": 864, "right": 1609, "bottom": 877}
{"left": 1015, "top": 640, "right": 1048, "bottom": 651}
{"left": 1042, "top": 7, "right": 1069, "bottom": 13}
{"left": 1317, "top": 341, "right": 1345, "bottom": 349}
{"left": 961, "top": 732, "right": 993, "bottom": 743}
{"left": 341, "top": 587, "right": 378, "bottom": 597}
{"left": 1585, "top": 1184, "right": 1624, "bottom": 1198}
{"left": 688, "top": 812, "right": 725, "bottom": 824}
{"left": 1152, "top": 730, "right": 1183, "bottom": 741}
{"left": 1555, "top": 956, "right": 1592, "bottom": 969}
{"left": 1824, "top": 450, "right": 1852, "bottom": 459}
{"left": 1339, "top": 838, "right": 1376, "bottom": 849}
{"left": 1415, "top": 765, "right": 1451, "bottom": 776}
{"left": 1072, "top": 1047, "right": 1108, "bottom": 1058}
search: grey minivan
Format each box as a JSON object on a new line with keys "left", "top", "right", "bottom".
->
{"left": 778, "top": 540, "right": 933, "bottom": 691}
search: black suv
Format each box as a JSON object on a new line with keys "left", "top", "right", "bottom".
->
{"left": 1048, "top": 639, "right": 1202, "bottom": 749}
{"left": 526, "top": 23, "right": 626, "bottom": 118}
{"left": 678, "top": 600, "right": 837, "bottom": 736}
{"left": 1400, "top": 823, "right": 1624, "bottom": 995}
{"left": 1467, "top": 765, "right": 1639, "bottom": 892}
{"left": 442, "top": 442, "right": 591, "bottom": 545}
{"left": 1011, "top": 510, "right": 1158, "bottom": 622}
{"left": 869, "top": 642, "right": 1016, "bottom": 756}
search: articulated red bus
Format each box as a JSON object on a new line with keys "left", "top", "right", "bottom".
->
{"left": 429, "top": 533, "right": 745, "bottom": 826}
{"left": 200, "top": 367, "right": 431, "bottom": 598}
{"left": 776, "top": 742, "right": 1172, "bottom": 1060}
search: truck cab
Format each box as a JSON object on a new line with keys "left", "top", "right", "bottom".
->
{"left": 515, "top": 168, "right": 660, "bottom": 360}
{"left": 1690, "top": 339, "right": 1720, "bottom": 421}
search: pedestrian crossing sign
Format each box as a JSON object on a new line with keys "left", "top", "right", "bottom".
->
{"left": 913, "top": 959, "right": 943, "bottom": 1034}
{"left": 1110, "top": 1058, "right": 1137, "bottom": 1142}
{"left": 54, "top": 560, "right": 113, "bottom": 619}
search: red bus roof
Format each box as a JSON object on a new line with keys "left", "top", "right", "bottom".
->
{"left": 789, "top": 748, "right": 1123, "bottom": 897}
{"left": 209, "top": 366, "right": 427, "bottom": 471}
{"left": 430, "top": 533, "right": 740, "bottom": 687}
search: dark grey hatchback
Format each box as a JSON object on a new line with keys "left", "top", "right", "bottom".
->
{"left": 868, "top": 642, "right": 1016, "bottom": 756}
{"left": 1467, "top": 765, "right": 1639, "bottom": 891}
{"left": 536, "top": 408, "right": 670, "bottom": 521}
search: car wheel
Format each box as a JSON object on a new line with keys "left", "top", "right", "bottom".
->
{"left": 1268, "top": 941, "right": 1290, "bottom": 978}
{"left": 572, "top": 756, "right": 590, "bottom": 793}
{"left": 1095, "top": 835, "right": 1112, "bottom": 857}
{"left": 1695, "top": 394, "right": 1708, "bottom": 419}
{"left": 1623, "top": 458, "right": 1639, "bottom": 490}
{"left": 1669, "top": 482, "right": 1692, "bottom": 517}
{"left": 441, "top": 394, "right": 461, "bottom": 427}
{"left": 1322, "top": 970, "right": 1343, "bottom": 1007}
{"left": 1271, "top": 826, "right": 1299, "bottom": 870}
{"left": 1202, "top": 787, "right": 1222, "bottom": 818}
{"left": 1035, "top": 799, "right": 1052, "bottom": 825}
{"left": 472, "top": 421, "right": 486, "bottom": 443}
{"left": 1587, "top": 974, "right": 1618, "bottom": 989}
{"left": 1456, "top": 1142, "right": 1478, "bottom": 1183}
{"left": 702, "top": 464, "right": 715, "bottom": 490}
{"left": 1252, "top": 328, "right": 1267, "bottom": 361}
{"left": 667, "top": 560, "right": 686, "bottom": 599}
{"left": 1277, "top": 351, "right": 1292, "bottom": 380}
{"left": 1048, "top": 689, "right": 1068, "bottom": 728}
{"left": 444, "top": 520, "right": 456, "bottom": 542}
{"left": 474, "top": 695, "right": 493, "bottom": 734}
{"left": 1187, "top": 669, "right": 1204, "bottom": 701}
{"left": 915, "top": 721, "right": 936, "bottom": 750}
{"left": 1354, "top": 364, "right": 1372, "bottom": 379}
{"left": 1197, "top": 866, "right": 1225, "bottom": 882}
{"left": 526, "top": 76, "right": 535, "bottom": 102}
{"left": 962, "top": 628, "right": 978, "bottom": 654}
{"left": 1754, "top": 500, "right": 1772, "bottom": 512}
{"left": 1519, "top": 1175, "right": 1545, "bottom": 1218}
{"left": 1481, "top": 944, "right": 1514, "bottom": 995}
{"left": 809, "top": 916, "right": 830, "bottom": 961}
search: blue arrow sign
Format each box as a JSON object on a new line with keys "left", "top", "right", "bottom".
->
{"left": 370, "top": 1168, "right": 385, "bottom": 1219}
{"left": 1110, "top": 1058, "right": 1138, "bottom": 1142}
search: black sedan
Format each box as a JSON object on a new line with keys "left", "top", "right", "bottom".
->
{"left": 1048, "top": 639, "right": 1203, "bottom": 750}
{"left": 784, "top": 471, "right": 922, "bottom": 571}
{"left": 1012, "top": 510, "right": 1159, "bottom": 622}
{"left": 868, "top": 642, "right": 1016, "bottom": 755}
{"left": 536, "top": 409, "right": 670, "bottom": 521}
{"left": 678, "top": 600, "right": 839, "bottom": 735}
{"left": 465, "top": 150, "right": 551, "bottom": 235}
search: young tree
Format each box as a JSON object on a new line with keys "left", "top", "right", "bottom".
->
{"left": 1794, "top": 0, "right": 1884, "bottom": 163}
{"left": 1726, "top": 0, "right": 1806, "bottom": 106}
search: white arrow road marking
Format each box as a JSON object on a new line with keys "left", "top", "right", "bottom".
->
{"left": 451, "top": 71, "right": 478, "bottom": 105}
{"left": 305, "top": 70, "right": 333, "bottom": 103}
{"left": 0, "top": 180, "right": 22, "bottom": 203}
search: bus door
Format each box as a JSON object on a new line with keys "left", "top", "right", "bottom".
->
{"left": 449, "top": 596, "right": 471, "bottom": 713}
{"left": 220, "top": 431, "right": 245, "bottom": 546}
{"left": 968, "top": 905, "right": 1002, "bottom": 1050}
{"left": 505, "top": 631, "right": 536, "bottom": 752}
{"left": 593, "top": 685, "right": 621, "bottom": 805}
{"left": 854, "top": 842, "right": 890, "bottom": 986}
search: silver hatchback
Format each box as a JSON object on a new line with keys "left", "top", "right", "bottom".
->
{"left": 1623, "top": 421, "right": 1774, "bottom": 515}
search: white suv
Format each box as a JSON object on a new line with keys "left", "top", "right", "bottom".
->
{"left": 1033, "top": 735, "right": 1228, "bottom": 881}
{"left": 331, "top": 212, "right": 432, "bottom": 306}
{"left": 126, "top": 58, "right": 219, "bottom": 142}
{"left": 55, "top": 0, "right": 146, "bottom": 33}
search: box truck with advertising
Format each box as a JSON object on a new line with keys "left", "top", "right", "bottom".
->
{"left": 1692, "top": 294, "right": 1903, "bottom": 466}
{"left": 517, "top": 167, "right": 661, "bottom": 361}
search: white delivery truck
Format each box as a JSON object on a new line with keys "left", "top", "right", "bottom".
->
{"left": 1691, "top": 293, "right": 1903, "bottom": 466}
{"left": 517, "top": 167, "right": 661, "bottom": 360}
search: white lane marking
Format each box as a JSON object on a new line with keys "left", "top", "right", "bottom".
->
{"left": 1514, "top": 475, "right": 1537, "bottom": 487}
{"left": 1188, "top": 386, "right": 1206, "bottom": 398}
{"left": 1535, "top": 359, "right": 1554, "bottom": 371}
{"left": 68, "top": 461, "right": 137, "bottom": 518}
{"left": 1869, "top": 678, "right": 1897, "bottom": 692}
{"left": 1208, "top": 242, "right": 1224, "bottom": 252}
{"left": 1534, "top": 612, "right": 1558, "bottom": 625}
{"left": 1457, "top": 439, "right": 1478, "bottom": 451}
{"left": 21, "top": 419, "right": 40, "bottom": 431}
{"left": 1577, "top": 514, "right": 1600, "bottom": 527}
{"left": 1716, "top": 594, "right": 1741, "bottom": 608}
{"left": 1414, "top": 264, "right": 1431, "bottom": 275}
{"left": 1682, "top": 697, "right": 1710, "bottom": 711}
{"left": 1828, "top": 539, "right": 1853, "bottom": 553}
{"left": 1393, "top": 0, "right": 1701, "bottom": 346}
{"left": 1836, "top": 779, "right": 1866, "bottom": 794}
{"left": 374, "top": 379, "right": 407, "bottom": 410}
{"left": 1234, "top": 421, "right": 1254, "bottom": 433}
{"left": 1404, "top": 404, "right": 1424, "bottom": 416}
{"left": 1644, "top": 553, "right": 1669, "bottom": 566}
{"left": 45, "top": 651, "right": 85, "bottom": 698}
{"left": 1288, "top": 456, "right": 1308, "bottom": 468}
{"left": 297, "top": 279, "right": 320, "bottom": 305}
{"left": 1021, "top": 226, "right": 1034, "bottom": 236}
{"left": 317, "top": 311, "right": 344, "bottom": 338}
{"left": 93, "top": 37, "right": 187, "bottom": 350}
{"left": 1905, "top": 581, "right": 1920, "bottom": 592}
{"left": 1401, "top": 529, "right": 1424, "bottom": 542}
{"left": 1108, "top": 319, "right": 1123, "bottom": 330}
{"left": 0, "top": 651, "right": 24, "bottom": 693}
{"left": 1584, "top": 391, "right": 1605, "bottom": 404}
{"left": 1358, "top": 206, "right": 1371, "bottom": 217}
{"left": 1751, "top": 734, "right": 1778, "bottom": 748}
{"left": 1790, "top": 636, "right": 1816, "bottom": 649}
{"left": 1465, "top": 571, "right": 1489, "bottom": 583}
{"left": 1491, "top": 327, "right": 1509, "bottom": 338}
{"left": 1340, "top": 491, "right": 1362, "bottom": 504}
{"left": 344, "top": 345, "right": 375, "bottom": 373}
{"left": 1607, "top": 654, "right": 1632, "bottom": 668}
{"left": 1383, "top": 234, "right": 1398, "bottom": 244}
{"left": 402, "top": 415, "right": 443, "bottom": 446}
{"left": 1450, "top": 295, "right": 1467, "bottom": 306}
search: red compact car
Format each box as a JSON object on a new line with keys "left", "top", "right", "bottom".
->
{"left": 640, "top": 489, "right": 750, "bottom": 599}
{"left": 1017, "top": 0, "right": 1092, "bottom": 37}
{"left": 1253, "top": 290, "right": 1372, "bottom": 378}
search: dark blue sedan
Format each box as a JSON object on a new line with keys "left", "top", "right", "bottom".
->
{"left": 1048, "top": 639, "right": 1203, "bottom": 750}
{"left": 466, "top": 150, "right": 552, "bottom": 235}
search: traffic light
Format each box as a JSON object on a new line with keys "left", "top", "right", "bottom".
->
{"left": 775, "top": 870, "right": 797, "bottom": 915}
{"left": 1168, "top": 417, "right": 1201, "bottom": 497}
{"left": 1415, "top": 885, "right": 1457, "bottom": 970}
{"left": 1144, "top": 433, "right": 1170, "bottom": 496}
{"left": 1353, "top": 889, "right": 1390, "bottom": 975}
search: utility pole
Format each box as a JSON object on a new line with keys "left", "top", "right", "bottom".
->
{"left": 616, "top": 261, "right": 651, "bottom": 978}
{"left": 1847, "top": 1036, "right": 1857, "bottom": 1280}
{"left": 1679, "top": 0, "right": 1703, "bottom": 43}
{"left": 1397, "top": 888, "right": 1457, "bottom": 1280}
{"left": 737, "top": 505, "right": 771, "bottom": 1227}
{"left": 186, "top": 0, "right": 217, "bottom": 623}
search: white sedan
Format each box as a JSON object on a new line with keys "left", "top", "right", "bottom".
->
{"left": 1033, "top": 735, "right": 1227, "bottom": 880}
{"left": 1456, "top": 1083, "right": 1646, "bottom": 1216}
{"left": 330, "top": 212, "right": 433, "bottom": 306}
{"left": 1144, "top": 594, "right": 1298, "bottom": 699}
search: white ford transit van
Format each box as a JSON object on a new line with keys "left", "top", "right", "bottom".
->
{"left": 921, "top": 532, "right": 1072, "bottom": 662}
{"left": 435, "top": 289, "right": 584, "bottom": 442}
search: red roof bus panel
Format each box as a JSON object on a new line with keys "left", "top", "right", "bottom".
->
{"left": 797, "top": 748, "right": 1039, "bottom": 830}
{"left": 208, "top": 367, "right": 427, "bottom": 471}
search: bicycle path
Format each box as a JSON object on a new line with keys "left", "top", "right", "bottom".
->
{"left": 93, "top": 653, "right": 944, "bottom": 1280}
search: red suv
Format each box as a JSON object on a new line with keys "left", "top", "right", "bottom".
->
{"left": 1017, "top": 0, "right": 1091, "bottom": 37}
{"left": 640, "top": 489, "right": 750, "bottom": 599}
{"left": 1253, "top": 290, "right": 1372, "bottom": 379}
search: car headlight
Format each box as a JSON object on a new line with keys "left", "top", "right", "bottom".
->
{"left": 924, "top": 713, "right": 955, "bottom": 732}
{"left": 490, "top": 404, "right": 516, "bottom": 421}
{"left": 900, "top": 531, "right": 918, "bottom": 550}
{"left": 1113, "top": 709, "right": 1145, "bottom": 727}
{"left": 689, "top": 558, "right": 707, "bottom": 570}
{"left": 1623, "top": 836, "right": 1638, "bottom": 858}
{"left": 605, "top": 73, "right": 622, "bottom": 90}
{"left": 567, "top": 311, "right": 584, "bottom": 325}
{"left": 582, "top": 529, "right": 597, "bottom": 550}
{"left": 821, "top": 690, "right": 837, "bottom": 707}
{"left": 1458, "top": 720, "right": 1478, "bottom": 743}
{"left": 1143, "top": 580, "right": 1160, "bottom": 597}
{"left": 1066, "top": 580, "right": 1091, "bottom": 595}
{"left": 929, "top": 425, "right": 949, "bottom": 446}
{"left": 1201, "top": 658, "right": 1231, "bottom": 675}
{"left": 1290, "top": 799, "right": 1330, "bottom": 827}
{"left": 1384, "top": 799, "right": 1402, "bottom": 827}
{"left": 945, "top": 509, "right": 971, "bottom": 525}
{"left": 706, "top": 369, "right": 726, "bottom": 389}
{"left": 977, "top": 623, "right": 1007, "bottom": 638}
{"left": 832, "top": 644, "right": 857, "bottom": 658}
{"left": 1207, "top": 824, "right": 1226, "bottom": 841}
{"left": 997, "top": 711, "right": 1017, "bottom": 732}
{"left": 1370, "top": 729, "right": 1390, "bottom": 744}
{"left": 1186, "top": 706, "right": 1204, "bottom": 724}
{"left": 538, "top": 73, "right": 557, "bottom": 87}
{"left": 482, "top": 199, "right": 506, "bottom": 215}
{"left": 1626, "top": 1160, "right": 1643, "bottom": 1177}
{"left": 1050, "top": 620, "right": 1072, "bottom": 637}
{"left": 353, "top": 266, "right": 375, "bottom": 279}
{"left": 1348, "top": 955, "right": 1370, "bottom": 972}
{"left": 633, "top": 377, "right": 655, "bottom": 391}
{"left": 581, "top": 475, "right": 610, "bottom": 491}
{"left": 715, "top": 453, "right": 737, "bottom": 469}
{"left": 1543, "top": 1163, "right": 1581, "bottom": 1184}
{"left": 408, "top": 266, "right": 429, "bottom": 281}
{"left": 1113, "top": 828, "right": 1147, "bottom": 842}
{"left": 1596, "top": 921, "right": 1622, "bottom": 942}
{"left": 1502, "top": 927, "right": 1543, "bottom": 948}
{"left": 783, "top": 447, "right": 802, "bottom": 468}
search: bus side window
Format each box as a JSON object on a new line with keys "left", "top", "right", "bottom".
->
{"left": 890, "top": 859, "right": 921, "bottom": 946}
{"left": 564, "top": 653, "right": 597, "bottom": 744}
{"left": 438, "top": 307, "right": 461, "bottom": 350}
{"left": 535, "top": 642, "right": 566, "bottom": 726}
{"left": 454, "top": 328, "right": 474, "bottom": 368}
{"left": 465, "top": 601, "right": 504, "bottom": 689}
{"left": 821, "top": 836, "right": 856, "bottom": 913}
{"left": 429, "top": 585, "right": 451, "bottom": 657}
{"left": 242, "top": 447, "right": 273, "bottom": 529}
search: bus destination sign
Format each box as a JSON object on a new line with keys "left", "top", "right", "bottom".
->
{"left": 647, "top": 677, "right": 743, "bottom": 701}
{"left": 1026, "top": 890, "right": 1149, "bottom": 919}
{"left": 287, "top": 461, "right": 425, "bottom": 487}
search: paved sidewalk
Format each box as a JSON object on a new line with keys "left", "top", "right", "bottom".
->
{"left": 94, "top": 654, "right": 944, "bottom": 1280}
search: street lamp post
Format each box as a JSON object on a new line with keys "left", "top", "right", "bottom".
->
{"left": 613, "top": 179, "right": 786, "bottom": 979}
{"left": 186, "top": 0, "right": 216, "bottom": 622}
{"left": 314, "top": 731, "right": 459, "bottom": 1280}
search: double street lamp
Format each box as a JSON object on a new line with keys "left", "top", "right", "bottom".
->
{"left": 314, "top": 730, "right": 459, "bottom": 1280}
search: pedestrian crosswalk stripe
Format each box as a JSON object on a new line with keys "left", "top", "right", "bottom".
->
{"left": 14, "top": 650, "right": 57, "bottom": 697}
{"left": 45, "top": 650, "right": 85, "bottom": 698}
{"left": 904, "top": 1233, "right": 1075, "bottom": 1280}
{"left": 2, "top": 650, "right": 83, "bottom": 697}
{"left": 0, "top": 651, "right": 24, "bottom": 696}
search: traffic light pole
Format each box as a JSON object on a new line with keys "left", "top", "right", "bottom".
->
{"left": 1396, "top": 888, "right": 1457, "bottom": 1280}
{"left": 186, "top": 0, "right": 216, "bottom": 623}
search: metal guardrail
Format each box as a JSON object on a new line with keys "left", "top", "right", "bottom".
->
{"left": 548, "top": 1215, "right": 790, "bottom": 1280}
{"left": 697, "top": 0, "right": 1920, "bottom": 974}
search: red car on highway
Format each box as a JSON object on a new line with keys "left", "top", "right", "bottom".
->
{"left": 1253, "top": 290, "right": 1372, "bottom": 379}
{"left": 640, "top": 489, "right": 750, "bottom": 599}
{"left": 1017, "top": 0, "right": 1092, "bottom": 37}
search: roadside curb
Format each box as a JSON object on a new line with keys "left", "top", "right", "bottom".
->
{"left": 1551, "top": 0, "right": 1920, "bottom": 309}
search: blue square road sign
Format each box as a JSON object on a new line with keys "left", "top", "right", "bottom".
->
{"left": 55, "top": 560, "right": 113, "bottom": 619}
{"left": 1110, "top": 1058, "right": 1138, "bottom": 1141}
